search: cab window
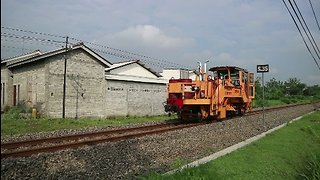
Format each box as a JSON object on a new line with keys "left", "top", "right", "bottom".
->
{"left": 249, "top": 73, "right": 254, "bottom": 83}
{"left": 230, "top": 70, "right": 240, "bottom": 86}
{"left": 230, "top": 70, "right": 239, "bottom": 80}
{"left": 242, "top": 72, "right": 248, "bottom": 83}
{"left": 218, "top": 70, "right": 229, "bottom": 80}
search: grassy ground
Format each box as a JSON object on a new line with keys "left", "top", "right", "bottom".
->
{"left": 142, "top": 111, "right": 320, "bottom": 180}
{"left": 1, "top": 107, "right": 176, "bottom": 137}
{"left": 253, "top": 95, "right": 318, "bottom": 108}
{"left": 2, "top": 96, "right": 316, "bottom": 137}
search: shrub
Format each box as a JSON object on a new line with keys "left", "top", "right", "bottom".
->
{"left": 3, "top": 106, "right": 24, "bottom": 120}
{"left": 3, "top": 105, "right": 10, "bottom": 112}
{"left": 281, "top": 97, "right": 291, "bottom": 104}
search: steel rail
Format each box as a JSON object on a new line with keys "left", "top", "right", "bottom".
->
{"left": 1, "top": 123, "right": 179, "bottom": 149}
{"left": 1, "top": 122, "right": 203, "bottom": 158}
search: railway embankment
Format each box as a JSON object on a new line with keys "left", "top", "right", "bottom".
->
{"left": 1, "top": 103, "right": 319, "bottom": 179}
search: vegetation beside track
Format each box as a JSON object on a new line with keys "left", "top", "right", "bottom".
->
{"left": 1, "top": 107, "right": 176, "bottom": 137}
{"left": 253, "top": 95, "right": 318, "bottom": 108}
{"left": 253, "top": 77, "right": 320, "bottom": 108}
{"left": 142, "top": 111, "right": 320, "bottom": 180}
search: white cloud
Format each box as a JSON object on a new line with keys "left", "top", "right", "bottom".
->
{"left": 2, "top": 0, "right": 320, "bottom": 85}
{"left": 215, "top": 53, "right": 236, "bottom": 65}
{"left": 106, "top": 25, "right": 194, "bottom": 50}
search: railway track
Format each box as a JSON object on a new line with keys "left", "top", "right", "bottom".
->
{"left": 1, "top": 121, "right": 205, "bottom": 159}
{"left": 1, "top": 103, "right": 315, "bottom": 159}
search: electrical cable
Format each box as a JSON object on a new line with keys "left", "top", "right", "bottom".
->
{"left": 1, "top": 27, "right": 194, "bottom": 70}
{"left": 292, "top": 0, "right": 320, "bottom": 57}
{"left": 1, "top": 26, "right": 66, "bottom": 39}
{"left": 308, "top": 0, "right": 320, "bottom": 31}
{"left": 69, "top": 37, "right": 189, "bottom": 69}
{"left": 282, "top": 0, "right": 320, "bottom": 70}
{"left": 1, "top": 33, "right": 177, "bottom": 68}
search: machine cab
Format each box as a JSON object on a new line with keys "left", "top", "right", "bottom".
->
{"left": 209, "top": 66, "right": 255, "bottom": 99}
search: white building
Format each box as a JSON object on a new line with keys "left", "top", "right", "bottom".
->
{"left": 160, "top": 69, "right": 197, "bottom": 81}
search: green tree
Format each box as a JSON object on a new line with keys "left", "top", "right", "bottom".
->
{"left": 284, "top": 78, "right": 306, "bottom": 96}
{"left": 253, "top": 77, "right": 265, "bottom": 107}
{"left": 303, "top": 85, "right": 320, "bottom": 98}
{"left": 265, "top": 78, "right": 285, "bottom": 99}
{"left": 255, "top": 77, "right": 262, "bottom": 100}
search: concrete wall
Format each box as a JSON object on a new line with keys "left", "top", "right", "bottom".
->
{"left": 46, "top": 49, "right": 107, "bottom": 118}
{"left": 161, "top": 69, "right": 192, "bottom": 80}
{"left": 1, "top": 64, "right": 13, "bottom": 110}
{"left": 105, "top": 80, "right": 166, "bottom": 117}
{"left": 1, "top": 48, "right": 167, "bottom": 118}
{"left": 9, "top": 60, "right": 47, "bottom": 113}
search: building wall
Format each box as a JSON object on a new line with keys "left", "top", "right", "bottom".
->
{"left": 46, "top": 49, "right": 107, "bottom": 118}
{"left": 161, "top": 69, "right": 192, "bottom": 80}
{"left": 9, "top": 60, "right": 47, "bottom": 113}
{"left": 2, "top": 48, "right": 167, "bottom": 118}
{"left": 1, "top": 64, "right": 13, "bottom": 110}
{"left": 105, "top": 80, "right": 166, "bottom": 117}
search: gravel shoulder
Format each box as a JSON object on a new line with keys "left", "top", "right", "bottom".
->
{"left": 1, "top": 104, "right": 318, "bottom": 180}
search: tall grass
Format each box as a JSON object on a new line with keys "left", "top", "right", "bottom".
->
{"left": 297, "top": 153, "right": 320, "bottom": 180}
{"left": 1, "top": 106, "right": 176, "bottom": 137}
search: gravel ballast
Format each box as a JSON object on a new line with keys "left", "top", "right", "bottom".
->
{"left": 1, "top": 104, "right": 318, "bottom": 179}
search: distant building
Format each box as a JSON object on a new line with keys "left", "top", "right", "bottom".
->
{"left": 160, "top": 69, "right": 197, "bottom": 81}
{"left": 1, "top": 43, "right": 166, "bottom": 118}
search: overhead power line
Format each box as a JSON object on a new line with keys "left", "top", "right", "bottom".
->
{"left": 1, "top": 26, "right": 191, "bottom": 69}
{"left": 308, "top": 0, "right": 320, "bottom": 31}
{"left": 69, "top": 37, "right": 190, "bottom": 69}
{"left": 291, "top": 0, "right": 320, "bottom": 58}
{"left": 282, "top": 0, "right": 320, "bottom": 70}
{"left": 1, "top": 26, "right": 66, "bottom": 39}
{"left": 1, "top": 32, "right": 65, "bottom": 45}
{"left": 90, "top": 47, "right": 169, "bottom": 68}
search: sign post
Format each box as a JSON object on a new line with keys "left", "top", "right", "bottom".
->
{"left": 257, "top": 64, "right": 269, "bottom": 130}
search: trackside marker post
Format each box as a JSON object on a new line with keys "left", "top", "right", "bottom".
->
{"left": 257, "top": 64, "right": 269, "bottom": 130}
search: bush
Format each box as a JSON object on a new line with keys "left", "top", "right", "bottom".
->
{"left": 312, "top": 95, "right": 320, "bottom": 101}
{"left": 295, "top": 95, "right": 304, "bottom": 100}
{"left": 2, "top": 106, "right": 24, "bottom": 120}
{"left": 253, "top": 99, "right": 270, "bottom": 107}
{"left": 281, "top": 98, "right": 291, "bottom": 104}
{"left": 3, "top": 105, "right": 10, "bottom": 112}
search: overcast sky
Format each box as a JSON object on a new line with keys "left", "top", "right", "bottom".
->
{"left": 1, "top": 0, "right": 320, "bottom": 85}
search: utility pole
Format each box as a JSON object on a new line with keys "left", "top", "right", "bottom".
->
{"left": 62, "top": 36, "right": 69, "bottom": 118}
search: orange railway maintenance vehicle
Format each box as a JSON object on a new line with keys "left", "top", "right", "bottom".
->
{"left": 164, "top": 64, "right": 255, "bottom": 121}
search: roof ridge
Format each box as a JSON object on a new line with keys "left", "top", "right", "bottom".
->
{"left": 1, "top": 50, "right": 42, "bottom": 62}
{"left": 112, "top": 59, "right": 137, "bottom": 64}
